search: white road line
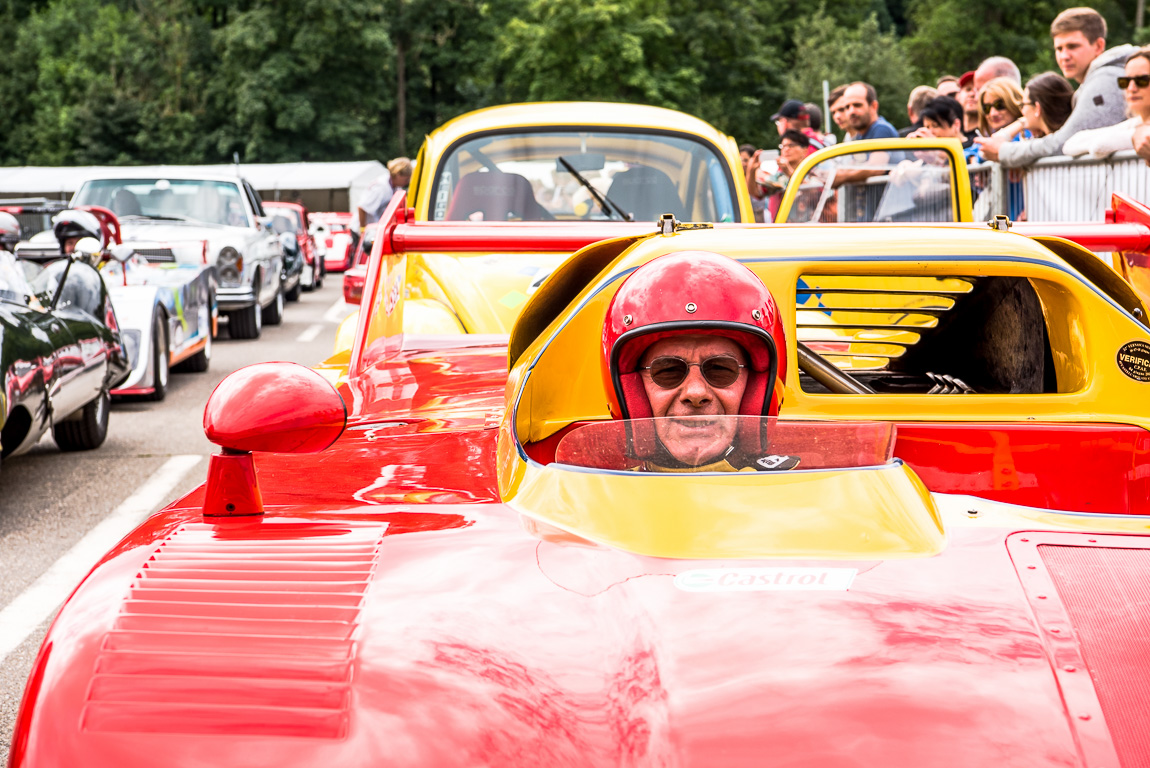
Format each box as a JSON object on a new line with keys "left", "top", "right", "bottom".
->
{"left": 296, "top": 323, "right": 324, "bottom": 343}
{"left": 323, "top": 298, "right": 354, "bottom": 325}
{"left": 0, "top": 454, "right": 203, "bottom": 663}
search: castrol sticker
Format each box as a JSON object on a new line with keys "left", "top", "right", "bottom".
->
{"left": 1117, "top": 340, "right": 1150, "bottom": 382}
{"left": 674, "top": 567, "right": 857, "bottom": 592}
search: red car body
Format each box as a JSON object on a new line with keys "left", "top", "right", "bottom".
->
{"left": 310, "top": 211, "right": 355, "bottom": 272}
{"left": 12, "top": 196, "right": 1150, "bottom": 768}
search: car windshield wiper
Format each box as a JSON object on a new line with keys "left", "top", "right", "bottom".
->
{"left": 119, "top": 214, "right": 193, "bottom": 222}
{"left": 557, "top": 156, "right": 632, "bottom": 222}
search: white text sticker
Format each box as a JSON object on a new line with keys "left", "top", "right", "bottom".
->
{"left": 674, "top": 567, "right": 857, "bottom": 592}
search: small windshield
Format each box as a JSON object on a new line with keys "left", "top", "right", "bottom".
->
{"left": 431, "top": 130, "right": 738, "bottom": 223}
{"left": 785, "top": 148, "right": 955, "bottom": 223}
{"left": 553, "top": 417, "right": 895, "bottom": 472}
{"left": 0, "top": 252, "right": 34, "bottom": 303}
{"left": 73, "top": 179, "right": 250, "bottom": 228}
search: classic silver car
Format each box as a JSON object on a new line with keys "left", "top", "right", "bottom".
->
{"left": 69, "top": 175, "right": 285, "bottom": 339}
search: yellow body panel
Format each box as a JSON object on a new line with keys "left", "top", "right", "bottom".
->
{"left": 493, "top": 223, "right": 1150, "bottom": 558}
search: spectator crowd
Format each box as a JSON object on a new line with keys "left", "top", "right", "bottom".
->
{"left": 743, "top": 6, "right": 1150, "bottom": 222}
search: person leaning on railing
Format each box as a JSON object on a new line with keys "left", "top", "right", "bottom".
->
{"left": 977, "top": 7, "right": 1133, "bottom": 166}
{"left": 1067, "top": 47, "right": 1150, "bottom": 159}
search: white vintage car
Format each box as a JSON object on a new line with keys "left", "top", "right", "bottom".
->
{"left": 69, "top": 175, "right": 285, "bottom": 339}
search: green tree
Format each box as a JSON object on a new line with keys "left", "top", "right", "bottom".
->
{"left": 785, "top": 10, "right": 916, "bottom": 134}
{"left": 206, "top": 0, "right": 394, "bottom": 163}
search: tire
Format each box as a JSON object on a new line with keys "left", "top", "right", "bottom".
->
{"left": 285, "top": 279, "right": 301, "bottom": 302}
{"left": 315, "top": 261, "right": 324, "bottom": 290}
{"left": 175, "top": 325, "right": 211, "bottom": 373}
{"left": 147, "top": 311, "right": 169, "bottom": 402}
{"left": 227, "top": 300, "right": 262, "bottom": 340}
{"left": 53, "top": 389, "right": 110, "bottom": 452}
{"left": 262, "top": 286, "right": 284, "bottom": 326}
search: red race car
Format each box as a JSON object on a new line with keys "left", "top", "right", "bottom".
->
{"left": 12, "top": 193, "right": 1150, "bottom": 767}
{"left": 309, "top": 210, "right": 356, "bottom": 272}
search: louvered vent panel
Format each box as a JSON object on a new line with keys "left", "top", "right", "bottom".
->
{"left": 797, "top": 275, "right": 975, "bottom": 370}
{"left": 1040, "top": 545, "right": 1150, "bottom": 768}
{"left": 83, "top": 521, "right": 386, "bottom": 738}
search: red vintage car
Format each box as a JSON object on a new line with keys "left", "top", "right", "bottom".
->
{"left": 12, "top": 192, "right": 1150, "bottom": 767}
{"left": 309, "top": 210, "right": 356, "bottom": 272}
{"left": 265, "top": 201, "right": 324, "bottom": 294}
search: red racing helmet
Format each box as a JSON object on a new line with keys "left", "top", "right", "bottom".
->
{"left": 600, "top": 250, "right": 787, "bottom": 457}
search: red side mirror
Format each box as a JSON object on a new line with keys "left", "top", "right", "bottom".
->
{"left": 204, "top": 362, "right": 346, "bottom": 453}
{"left": 201, "top": 363, "right": 346, "bottom": 516}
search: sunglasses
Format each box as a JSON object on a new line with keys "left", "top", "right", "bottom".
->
{"left": 1119, "top": 75, "right": 1150, "bottom": 89}
{"left": 642, "top": 355, "right": 745, "bottom": 389}
{"left": 980, "top": 98, "right": 1008, "bottom": 114}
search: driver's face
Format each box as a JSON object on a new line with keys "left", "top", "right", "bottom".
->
{"left": 640, "top": 335, "right": 748, "bottom": 466}
{"left": 63, "top": 237, "right": 79, "bottom": 255}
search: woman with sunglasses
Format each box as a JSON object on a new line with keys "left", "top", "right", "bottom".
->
{"left": 600, "top": 250, "right": 795, "bottom": 472}
{"left": 1064, "top": 47, "right": 1150, "bottom": 158}
{"left": 969, "top": 78, "right": 1028, "bottom": 218}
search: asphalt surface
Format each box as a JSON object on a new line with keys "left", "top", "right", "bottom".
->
{"left": 0, "top": 278, "right": 352, "bottom": 764}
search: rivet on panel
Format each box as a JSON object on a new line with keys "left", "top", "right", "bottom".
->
{"left": 1037, "top": 594, "right": 1047, "bottom": 599}
{"left": 1063, "top": 665, "right": 1077, "bottom": 673}
{"left": 1020, "top": 538, "right": 1029, "bottom": 542}
{"left": 966, "top": 509, "right": 980, "bottom": 517}
{"left": 685, "top": 302, "right": 697, "bottom": 314}
{"left": 623, "top": 314, "right": 633, "bottom": 326}
{"left": 1088, "top": 538, "right": 1098, "bottom": 543}
{"left": 751, "top": 309, "right": 763, "bottom": 321}
{"left": 1078, "top": 713, "right": 1091, "bottom": 721}
{"left": 1027, "top": 565, "right": 1037, "bottom": 570}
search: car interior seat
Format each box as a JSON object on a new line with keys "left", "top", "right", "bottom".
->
{"left": 606, "top": 165, "right": 686, "bottom": 222}
{"left": 110, "top": 189, "right": 143, "bottom": 217}
{"left": 445, "top": 171, "right": 554, "bottom": 222}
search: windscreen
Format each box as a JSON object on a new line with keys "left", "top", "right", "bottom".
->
{"left": 73, "top": 179, "right": 250, "bottom": 228}
{"left": 785, "top": 148, "right": 955, "bottom": 223}
{"left": 0, "top": 252, "right": 34, "bottom": 303}
{"left": 430, "top": 130, "right": 738, "bottom": 223}
{"left": 553, "top": 417, "right": 895, "bottom": 472}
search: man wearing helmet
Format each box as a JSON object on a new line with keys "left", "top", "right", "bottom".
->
{"left": 600, "top": 250, "right": 799, "bottom": 472}
{"left": 0, "top": 212, "right": 21, "bottom": 252}
{"left": 53, "top": 210, "right": 104, "bottom": 258}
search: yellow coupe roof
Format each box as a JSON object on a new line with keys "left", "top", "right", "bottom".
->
{"left": 422, "top": 102, "right": 737, "bottom": 160}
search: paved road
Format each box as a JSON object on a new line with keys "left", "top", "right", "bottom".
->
{"left": 0, "top": 279, "right": 352, "bottom": 763}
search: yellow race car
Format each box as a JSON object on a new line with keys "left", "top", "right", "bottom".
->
{"left": 335, "top": 102, "right": 753, "bottom": 351}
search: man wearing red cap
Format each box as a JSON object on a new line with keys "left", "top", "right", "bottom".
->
{"left": 958, "top": 71, "right": 981, "bottom": 136}
{"left": 772, "top": 99, "right": 826, "bottom": 152}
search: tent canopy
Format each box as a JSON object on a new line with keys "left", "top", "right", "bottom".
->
{"left": 0, "top": 161, "right": 386, "bottom": 214}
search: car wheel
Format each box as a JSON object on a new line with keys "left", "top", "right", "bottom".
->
{"left": 285, "top": 279, "right": 302, "bottom": 302}
{"left": 175, "top": 324, "right": 211, "bottom": 373}
{"left": 53, "top": 389, "right": 110, "bottom": 452}
{"left": 315, "top": 262, "right": 324, "bottom": 290}
{"left": 227, "top": 300, "right": 262, "bottom": 340}
{"left": 147, "top": 311, "right": 168, "bottom": 401}
{"left": 262, "top": 286, "right": 284, "bottom": 326}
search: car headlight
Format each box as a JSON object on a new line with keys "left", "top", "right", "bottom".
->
{"left": 218, "top": 247, "right": 243, "bottom": 285}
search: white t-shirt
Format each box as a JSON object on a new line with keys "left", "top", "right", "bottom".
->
{"left": 357, "top": 171, "right": 394, "bottom": 224}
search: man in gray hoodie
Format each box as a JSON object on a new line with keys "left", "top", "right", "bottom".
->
{"left": 977, "top": 7, "right": 1134, "bottom": 166}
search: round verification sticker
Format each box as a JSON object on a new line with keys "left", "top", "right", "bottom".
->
{"left": 1117, "top": 341, "right": 1150, "bottom": 382}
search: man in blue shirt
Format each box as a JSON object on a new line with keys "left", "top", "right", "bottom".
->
{"left": 834, "top": 82, "right": 899, "bottom": 188}
{"left": 841, "top": 82, "right": 899, "bottom": 141}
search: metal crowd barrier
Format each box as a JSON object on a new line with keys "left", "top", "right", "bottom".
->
{"left": 1021, "top": 149, "right": 1150, "bottom": 222}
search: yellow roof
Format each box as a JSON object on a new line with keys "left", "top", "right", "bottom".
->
{"left": 421, "top": 102, "right": 737, "bottom": 162}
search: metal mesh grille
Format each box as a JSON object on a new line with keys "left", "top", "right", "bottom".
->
{"left": 133, "top": 247, "right": 175, "bottom": 263}
{"left": 1040, "top": 544, "right": 1150, "bottom": 768}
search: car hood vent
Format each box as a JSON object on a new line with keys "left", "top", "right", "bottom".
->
{"left": 133, "top": 247, "right": 176, "bottom": 263}
{"left": 1040, "top": 542, "right": 1150, "bottom": 768}
{"left": 82, "top": 520, "right": 387, "bottom": 738}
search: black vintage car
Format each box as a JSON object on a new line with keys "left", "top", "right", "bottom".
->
{"left": 0, "top": 250, "right": 130, "bottom": 467}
